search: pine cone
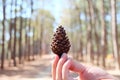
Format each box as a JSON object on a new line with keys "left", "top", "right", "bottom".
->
{"left": 51, "top": 25, "right": 71, "bottom": 57}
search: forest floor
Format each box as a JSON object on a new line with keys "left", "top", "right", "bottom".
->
{"left": 0, "top": 54, "right": 120, "bottom": 80}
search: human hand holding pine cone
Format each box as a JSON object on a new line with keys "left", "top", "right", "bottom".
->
{"left": 52, "top": 53, "right": 118, "bottom": 80}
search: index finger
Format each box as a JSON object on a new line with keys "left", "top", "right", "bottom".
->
{"left": 52, "top": 55, "right": 59, "bottom": 80}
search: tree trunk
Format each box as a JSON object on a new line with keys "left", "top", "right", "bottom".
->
{"left": 1, "top": 0, "right": 6, "bottom": 69}
{"left": 31, "top": 0, "right": 34, "bottom": 60}
{"left": 39, "top": 22, "right": 43, "bottom": 56}
{"left": 19, "top": 0, "right": 23, "bottom": 64}
{"left": 32, "top": 28, "right": 35, "bottom": 60}
{"left": 27, "top": 0, "right": 33, "bottom": 61}
{"left": 79, "top": 39, "right": 83, "bottom": 60}
{"left": 89, "top": 0, "right": 96, "bottom": 64}
{"left": 87, "top": 0, "right": 93, "bottom": 63}
{"left": 13, "top": 0, "right": 17, "bottom": 66}
{"left": 27, "top": 20, "right": 31, "bottom": 60}
{"left": 79, "top": 12, "right": 83, "bottom": 61}
{"left": 111, "top": 0, "right": 120, "bottom": 69}
{"left": 94, "top": 7, "right": 101, "bottom": 66}
{"left": 83, "top": 1, "right": 88, "bottom": 62}
{"left": 100, "top": 0, "right": 107, "bottom": 68}
{"left": 25, "top": 19, "right": 28, "bottom": 60}
{"left": 95, "top": 29, "right": 100, "bottom": 66}
{"left": 95, "top": 15, "right": 101, "bottom": 66}
{"left": 39, "top": 1, "right": 44, "bottom": 57}
{"left": 8, "top": 0, "right": 13, "bottom": 66}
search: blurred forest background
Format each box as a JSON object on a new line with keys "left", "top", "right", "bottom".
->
{"left": 0, "top": 0, "right": 120, "bottom": 79}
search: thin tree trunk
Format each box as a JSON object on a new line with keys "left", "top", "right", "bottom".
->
{"left": 95, "top": 15, "right": 101, "bottom": 66}
{"left": 83, "top": 1, "right": 88, "bottom": 62}
{"left": 13, "top": 0, "right": 17, "bottom": 66}
{"left": 94, "top": 6, "right": 101, "bottom": 66}
{"left": 79, "top": 39, "right": 83, "bottom": 60}
{"left": 30, "top": 0, "right": 34, "bottom": 60}
{"left": 39, "top": 22, "right": 43, "bottom": 56}
{"left": 19, "top": 0, "right": 23, "bottom": 64}
{"left": 27, "top": 0, "right": 33, "bottom": 61}
{"left": 1, "top": 0, "right": 6, "bottom": 69}
{"left": 79, "top": 12, "right": 83, "bottom": 61}
{"left": 95, "top": 30, "right": 100, "bottom": 66}
{"left": 28, "top": 20, "right": 31, "bottom": 61}
{"left": 100, "top": 0, "right": 107, "bottom": 68}
{"left": 89, "top": 0, "right": 96, "bottom": 64}
{"left": 111, "top": 0, "right": 120, "bottom": 69}
{"left": 32, "top": 28, "right": 35, "bottom": 60}
{"left": 25, "top": 18, "right": 28, "bottom": 60}
{"left": 87, "top": 0, "right": 93, "bottom": 63}
{"left": 39, "top": 1, "right": 44, "bottom": 57}
{"left": 8, "top": 0, "right": 13, "bottom": 66}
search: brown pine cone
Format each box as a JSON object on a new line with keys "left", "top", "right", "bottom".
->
{"left": 51, "top": 25, "right": 71, "bottom": 57}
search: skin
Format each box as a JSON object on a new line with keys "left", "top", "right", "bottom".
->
{"left": 52, "top": 53, "right": 114, "bottom": 80}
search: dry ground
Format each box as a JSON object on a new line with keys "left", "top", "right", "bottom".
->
{"left": 0, "top": 54, "right": 53, "bottom": 80}
{"left": 0, "top": 54, "right": 120, "bottom": 80}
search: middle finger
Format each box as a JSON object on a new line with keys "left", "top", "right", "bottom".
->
{"left": 56, "top": 53, "right": 67, "bottom": 80}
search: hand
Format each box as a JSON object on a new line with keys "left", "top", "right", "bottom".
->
{"left": 52, "top": 53, "right": 118, "bottom": 80}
